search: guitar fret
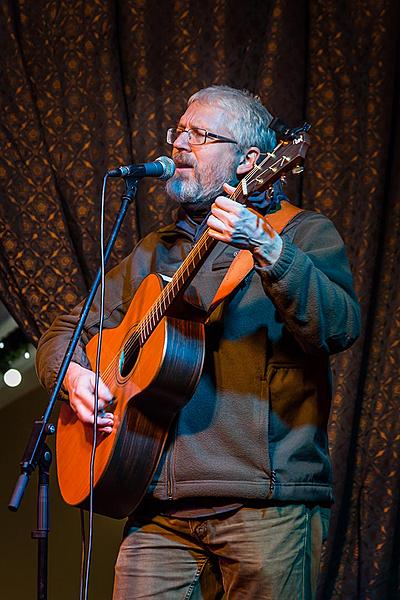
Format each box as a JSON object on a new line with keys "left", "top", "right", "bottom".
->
{"left": 161, "top": 295, "right": 167, "bottom": 315}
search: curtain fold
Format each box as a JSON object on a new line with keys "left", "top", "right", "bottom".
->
{"left": 303, "top": 2, "right": 400, "bottom": 597}
{"left": 0, "top": 1, "right": 399, "bottom": 597}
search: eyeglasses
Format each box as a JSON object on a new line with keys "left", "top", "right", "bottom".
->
{"left": 166, "top": 127, "right": 238, "bottom": 146}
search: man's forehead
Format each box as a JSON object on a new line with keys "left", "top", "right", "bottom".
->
{"left": 178, "top": 103, "right": 233, "bottom": 130}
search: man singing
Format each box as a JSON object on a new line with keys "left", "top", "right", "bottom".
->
{"left": 36, "top": 85, "right": 360, "bottom": 599}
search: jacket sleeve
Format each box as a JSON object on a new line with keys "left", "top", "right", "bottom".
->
{"left": 35, "top": 234, "right": 157, "bottom": 396}
{"left": 255, "top": 211, "right": 361, "bottom": 355}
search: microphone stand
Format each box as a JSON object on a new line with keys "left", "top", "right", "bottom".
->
{"left": 8, "top": 175, "right": 139, "bottom": 600}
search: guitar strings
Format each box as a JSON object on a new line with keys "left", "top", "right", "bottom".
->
{"left": 139, "top": 142, "right": 289, "bottom": 339}
{"left": 97, "top": 148, "right": 286, "bottom": 389}
{"left": 98, "top": 146, "right": 288, "bottom": 389}
{"left": 118, "top": 144, "right": 288, "bottom": 352}
{"left": 96, "top": 179, "right": 246, "bottom": 389}
{"left": 116, "top": 152, "right": 267, "bottom": 348}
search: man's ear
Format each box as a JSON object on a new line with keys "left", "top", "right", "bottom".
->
{"left": 236, "top": 147, "right": 261, "bottom": 175}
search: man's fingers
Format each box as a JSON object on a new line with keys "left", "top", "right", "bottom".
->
{"left": 223, "top": 182, "right": 236, "bottom": 195}
{"left": 213, "top": 196, "right": 244, "bottom": 217}
{"left": 209, "top": 209, "right": 235, "bottom": 229}
{"left": 67, "top": 365, "right": 115, "bottom": 432}
{"left": 97, "top": 377, "right": 114, "bottom": 401}
{"left": 207, "top": 215, "right": 234, "bottom": 236}
{"left": 96, "top": 411, "right": 114, "bottom": 435}
{"left": 98, "top": 426, "right": 113, "bottom": 435}
{"left": 208, "top": 229, "right": 229, "bottom": 242}
{"left": 78, "top": 387, "right": 107, "bottom": 411}
{"left": 212, "top": 205, "right": 238, "bottom": 224}
{"left": 88, "top": 372, "right": 113, "bottom": 402}
{"left": 73, "top": 405, "right": 114, "bottom": 427}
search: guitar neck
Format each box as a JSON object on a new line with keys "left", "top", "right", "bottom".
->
{"left": 137, "top": 133, "right": 310, "bottom": 345}
{"left": 138, "top": 228, "right": 217, "bottom": 345}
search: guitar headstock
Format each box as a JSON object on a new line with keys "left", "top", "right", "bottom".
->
{"left": 232, "top": 131, "right": 310, "bottom": 202}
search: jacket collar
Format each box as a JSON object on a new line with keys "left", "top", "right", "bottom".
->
{"left": 174, "top": 206, "right": 210, "bottom": 242}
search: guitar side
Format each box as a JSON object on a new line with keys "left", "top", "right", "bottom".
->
{"left": 56, "top": 274, "right": 205, "bottom": 518}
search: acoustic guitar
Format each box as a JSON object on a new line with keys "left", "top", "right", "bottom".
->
{"left": 56, "top": 132, "right": 310, "bottom": 518}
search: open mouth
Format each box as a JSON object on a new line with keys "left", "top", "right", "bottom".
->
{"left": 174, "top": 164, "right": 194, "bottom": 174}
{"left": 173, "top": 153, "right": 195, "bottom": 170}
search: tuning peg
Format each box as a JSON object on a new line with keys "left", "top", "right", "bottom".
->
{"left": 292, "top": 165, "right": 304, "bottom": 174}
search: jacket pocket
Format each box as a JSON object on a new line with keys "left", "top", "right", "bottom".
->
{"left": 267, "top": 364, "right": 326, "bottom": 432}
{"left": 265, "top": 363, "right": 331, "bottom": 490}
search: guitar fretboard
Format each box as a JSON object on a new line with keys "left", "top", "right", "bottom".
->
{"left": 138, "top": 229, "right": 217, "bottom": 346}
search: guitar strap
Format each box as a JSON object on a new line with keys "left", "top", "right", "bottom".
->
{"left": 208, "top": 200, "right": 303, "bottom": 314}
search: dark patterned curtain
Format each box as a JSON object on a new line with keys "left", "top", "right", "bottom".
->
{"left": 0, "top": 1, "right": 399, "bottom": 597}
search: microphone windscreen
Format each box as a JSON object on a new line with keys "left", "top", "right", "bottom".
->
{"left": 155, "top": 156, "right": 176, "bottom": 180}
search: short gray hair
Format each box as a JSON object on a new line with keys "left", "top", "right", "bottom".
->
{"left": 188, "top": 85, "right": 276, "bottom": 154}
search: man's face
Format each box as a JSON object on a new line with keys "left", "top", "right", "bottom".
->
{"left": 166, "top": 102, "right": 240, "bottom": 208}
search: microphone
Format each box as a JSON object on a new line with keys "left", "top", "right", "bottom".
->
{"left": 107, "top": 156, "right": 175, "bottom": 180}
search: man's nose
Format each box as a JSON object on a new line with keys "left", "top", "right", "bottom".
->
{"left": 173, "top": 130, "right": 191, "bottom": 151}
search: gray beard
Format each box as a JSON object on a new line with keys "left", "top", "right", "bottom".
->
{"left": 166, "top": 157, "right": 238, "bottom": 207}
{"left": 166, "top": 176, "right": 207, "bottom": 205}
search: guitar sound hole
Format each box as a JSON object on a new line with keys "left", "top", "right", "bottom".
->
{"left": 119, "top": 341, "right": 140, "bottom": 378}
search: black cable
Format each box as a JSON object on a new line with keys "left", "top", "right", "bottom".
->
{"left": 79, "top": 509, "right": 86, "bottom": 600}
{"left": 82, "top": 174, "right": 108, "bottom": 600}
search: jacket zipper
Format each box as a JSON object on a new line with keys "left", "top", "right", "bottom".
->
{"left": 268, "top": 469, "right": 276, "bottom": 498}
{"left": 166, "top": 422, "right": 177, "bottom": 500}
{"left": 261, "top": 376, "right": 276, "bottom": 498}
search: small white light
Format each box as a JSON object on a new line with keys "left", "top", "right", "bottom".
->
{"left": 0, "top": 341, "right": 4, "bottom": 349}
{"left": 4, "top": 368, "right": 22, "bottom": 387}
{"left": 24, "top": 351, "right": 30, "bottom": 359}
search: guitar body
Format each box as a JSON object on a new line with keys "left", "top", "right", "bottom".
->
{"left": 56, "top": 273, "right": 205, "bottom": 518}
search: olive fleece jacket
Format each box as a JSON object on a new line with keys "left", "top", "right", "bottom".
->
{"left": 36, "top": 208, "right": 361, "bottom": 504}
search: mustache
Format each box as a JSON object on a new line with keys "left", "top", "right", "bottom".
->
{"left": 172, "top": 152, "right": 196, "bottom": 168}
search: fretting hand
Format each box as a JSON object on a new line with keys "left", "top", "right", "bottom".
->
{"left": 207, "top": 183, "right": 283, "bottom": 267}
